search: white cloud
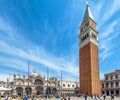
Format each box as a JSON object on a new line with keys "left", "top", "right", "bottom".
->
{"left": 0, "top": 72, "right": 13, "bottom": 82}
{"left": 99, "top": 20, "right": 120, "bottom": 62}
{"left": 0, "top": 0, "right": 120, "bottom": 82}
{"left": 93, "top": 0, "right": 120, "bottom": 29}
{"left": 99, "top": 21, "right": 117, "bottom": 39}
{"left": 110, "top": 0, "right": 120, "bottom": 17}
{"left": 100, "top": 72, "right": 104, "bottom": 79}
{"left": 0, "top": 16, "right": 78, "bottom": 81}
{"left": 96, "top": 0, "right": 120, "bottom": 62}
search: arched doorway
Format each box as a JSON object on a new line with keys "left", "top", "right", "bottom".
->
{"left": 16, "top": 87, "right": 23, "bottom": 96}
{"left": 52, "top": 87, "right": 57, "bottom": 95}
{"left": 35, "top": 86, "right": 43, "bottom": 95}
{"left": 34, "top": 79, "right": 43, "bottom": 95}
{"left": 25, "top": 86, "right": 32, "bottom": 96}
{"left": 46, "top": 87, "right": 52, "bottom": 95}
{"left": 74, "top": 87, "right": 79, "bottom": 96}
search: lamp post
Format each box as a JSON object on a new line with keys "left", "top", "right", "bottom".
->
{"left": 7, "top": 78, "right": 10, "bottom": 96}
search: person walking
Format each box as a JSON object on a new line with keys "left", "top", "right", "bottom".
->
{"left": 94, "top": 95, "right": 97, "bottom": 100}
{"left": 84, "top": 94, "right": 87, "bottom": 100}
{"left": 111, "top": 94, "right": 114, "bottom": 100}
{"left": 103, "top": 94, "right": 106, "bottom": 100}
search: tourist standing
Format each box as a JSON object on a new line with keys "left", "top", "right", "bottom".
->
{"left": 68, "top": 96, "right": 70, "bottom": 100}
{"left": 23, "top": 95, "right": 28, "bottom": 100}
{"left": 31, "top": 95, "right": 34, "bottom": 100}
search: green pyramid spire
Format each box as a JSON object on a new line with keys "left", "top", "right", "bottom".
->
{"left": 81, "top": 2, "right": 95, "bottom": 25}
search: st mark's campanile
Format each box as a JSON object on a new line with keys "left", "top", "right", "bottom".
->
{"left": 79, "top": 2, "right": 100, "bottom": 95}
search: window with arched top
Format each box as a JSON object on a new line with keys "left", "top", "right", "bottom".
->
{"left": 111, "top": 76, "right": 113, "bottom": 80}
{"left": 116, "top": 75, "right": 118, "bottom": 79}
{"left": 106, "top": 76, "right": 108, "bottom": 80}
{"left": 34, "top": 79, "right": 43, "bottom": 85}
{"left": 116, "top": 82, "right": 119, "bottom": 87}
{"left": 72, "top": 85, "right": 74, "bottom": 87}
{"left": 106, "top": 83, "right": 109, "bottom": 88}
{"left": 85, "top": 35, "right": 86, "bottom": 39}
{"left": 102, "top": 84, "right": 104, "bottom": 88}
{"left": 87, "top": 33, "right": 89, "bottom": 37}
{"left": 63, "top": 84, "right": 65, "bottom": 87}
{"left": 92, "top": 33, "right": 97, "bottom": 39}
{"left": 111, "top": 83, "right": 113, "bottom": 87}
{"left": 68, "top": 84, "right": 70, "bottom": 87}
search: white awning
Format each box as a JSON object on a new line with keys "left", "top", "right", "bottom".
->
{"left": 0, "top": 87, "right": 11, "bottom": 91}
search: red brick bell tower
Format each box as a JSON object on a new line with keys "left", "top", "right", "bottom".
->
{"left": 79, "top": 2, "right": 100, "bottom": 95}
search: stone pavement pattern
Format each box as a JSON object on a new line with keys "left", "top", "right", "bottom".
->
{"left": 1, "top": 96, "right": 120, "bottom": 100}
{"left": 70, "top": 97, "right": 120, "bottom": 100}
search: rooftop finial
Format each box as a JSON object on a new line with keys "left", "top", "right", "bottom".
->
{"left": 86, "top": 0, "right": 89, "bottom": 7}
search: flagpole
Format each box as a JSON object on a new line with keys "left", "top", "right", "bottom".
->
{"left": 47, "top": 66, "right": 49, "bottom": 98}
{"left": 61, "top": 70, "right": 62, "bottom": 96}
{"left": 27, "top": 61, "right": 30, "bottom": 96}
{"left": 47, "top": 66, "right": 49, "bottom": 87}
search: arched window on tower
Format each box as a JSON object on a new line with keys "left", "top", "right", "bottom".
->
{"left": 87, "top": 33, "right": 89, "bottom": 37}
{"left": 92, "top": 33, "right": 97, "bottom": 40}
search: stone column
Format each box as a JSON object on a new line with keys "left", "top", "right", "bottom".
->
{"left": 12, "top": 88, "right": 17, "bottom": 96}
{"left": 119, "top": 90, "right": 120, "bottom": 96}
{"left": 104, "top": 90, "right": 106, "bottom": 95}
{"left": 109, "top": 83, "right": 111, "bottom": 88}
{"left": 109, "top": 90, "right": 111, "bottom": 96}
{"left": 114, "top": 90, "right": 116, "bottom": 95}
{"left": 119, "top": 82, "right": 120, "bottom": 87}
{"left": 32, "top": 86, "right": 36, "bottom": 95}
{"left": 43, "top": 87, "right": 47, "bottom": 95}
{"left": 114, "top": 82, "right": 116, "bottom": 88}
{"left": 23, "top": 87, "right": 26, "bottom": 95}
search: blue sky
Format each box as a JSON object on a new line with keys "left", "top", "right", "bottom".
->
{"left": 0, "top": 0, "right": 120, "bottom": 81}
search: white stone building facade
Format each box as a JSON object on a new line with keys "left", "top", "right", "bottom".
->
{"left": 10, "top": 70, "right": 58, "bottom": 96}
{"left": 0, "top": 70, "right": 80, "bottom": 97}
{"left": 58, "top": 80, "right": 80, "bottom": 95}
{"left": 101, "top": 70, "right": 120, "bottom": 96}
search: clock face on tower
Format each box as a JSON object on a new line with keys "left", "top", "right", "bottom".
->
{"left": 81, "top": 25, "right": 88, "bottom": 33}
{"left": 80, "top": 21, "right": 90, "bottom": 34}
{"left": 84, "top": 25, "right": 88, "bottom": 30}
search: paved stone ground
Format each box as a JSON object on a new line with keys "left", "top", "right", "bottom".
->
{"left": 1, "top": 96, "right": 120, "bottom": 100}
{"left": 70, "top": 96, "right": 120, "bottom": 100}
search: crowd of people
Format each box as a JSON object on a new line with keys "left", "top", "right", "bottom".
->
{"left": 0, "top": 94, "right": 119, "bottom": 100}
{"left": 82, "top": 93, "right": 116, "bottom": 100}
{"left": 0, "top": 95, "right": 71, "bottom": 100}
